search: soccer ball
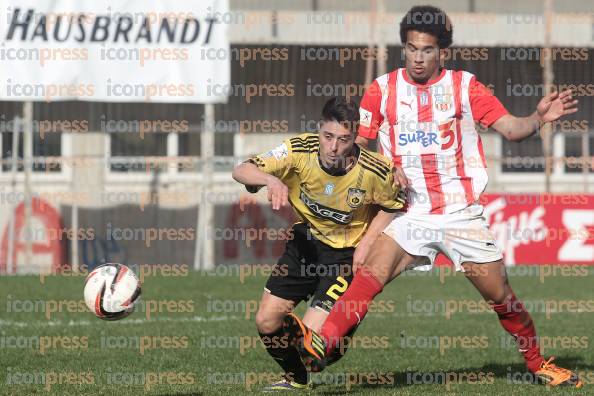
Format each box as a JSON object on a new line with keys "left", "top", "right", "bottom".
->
{"left": 84, "top": 263, "right": 141, "bottom": 321}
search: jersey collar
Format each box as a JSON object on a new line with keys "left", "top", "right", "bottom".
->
{"left": 401, "top": 67, "right": 446, "bottom": 87}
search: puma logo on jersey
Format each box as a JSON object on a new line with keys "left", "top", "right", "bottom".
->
{"left": 400, "top": 100, "right": 413, "bottom": 111}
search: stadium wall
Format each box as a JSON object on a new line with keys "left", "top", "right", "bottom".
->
{"left": 0, "top": 192, "right": 592, "bottom": 274}
{"left": 0, "top": 11, "right": 592, "bottom": 272}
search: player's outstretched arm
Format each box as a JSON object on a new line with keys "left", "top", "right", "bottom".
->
{"left": 492, "top": 89, "right": 578, "bottom": 142}
{"left": 353, "top": 209, "right": 397, "bottom": 272}
{"left": 232, "top": 162, "right": 289, "bottom": 210}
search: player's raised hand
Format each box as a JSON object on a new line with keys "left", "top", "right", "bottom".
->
{"left": 537, "top": 89, "right": 578, "bottom": 123}
{"left": 266, "top": 176, "right": 289, "bottom": 210}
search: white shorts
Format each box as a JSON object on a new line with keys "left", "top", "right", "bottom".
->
{"left": 382, "top": 204, "right": 503, "bottom": 271}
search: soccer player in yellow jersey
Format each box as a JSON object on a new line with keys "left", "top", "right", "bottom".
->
{"left": 232, "top": 97, "right": 404, "bottom": 391}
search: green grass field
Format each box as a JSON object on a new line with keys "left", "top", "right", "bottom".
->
{"left": 0, "top": 266, "right": 592, "bottom": 395}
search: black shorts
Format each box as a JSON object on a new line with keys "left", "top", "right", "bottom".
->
{"left": 265, "top": 223, "right": 354, "bottom": 313}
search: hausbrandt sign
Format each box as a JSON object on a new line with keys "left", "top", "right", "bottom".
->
{"left": 0, "top": 0, "right": 230, "bottom": 103}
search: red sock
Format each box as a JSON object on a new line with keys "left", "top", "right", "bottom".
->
{"left": 491, "top": 293, "right": 544, "bottom": 373}
{"left": 320, "top": 269, "right": 384, "bottom": 354}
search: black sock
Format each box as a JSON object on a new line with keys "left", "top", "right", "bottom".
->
{"left": 259, "top": 326, "right": 308, "bottom": 385}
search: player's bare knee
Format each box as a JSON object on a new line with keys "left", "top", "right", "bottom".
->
{"left": 491, "top": 284, "right": 514, "bottom": 306}
{"left": 480, "top": 283, "right": 511, "bottom": 306}
{"left": 488, "top": 290, "right": 508, "bottom": 306}
{"left": 485, "top": 277, "right": 510, "bottom": 304}
{"left": 255, "top": 302, "right": 290, "bottom": 334}
{"left": 255, "top": 308, "right": 282, "bottom": 334}
{"left": 363, "top": 253, "right": 391, "bottom": 283}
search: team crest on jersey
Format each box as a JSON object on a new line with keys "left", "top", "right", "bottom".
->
{"left": 346, "top": 188, "right": 366, "bottom": 208}
{"left": 434, "top": 93, "right": 452, "bottom": 112}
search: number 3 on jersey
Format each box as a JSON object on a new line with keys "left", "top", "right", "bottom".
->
{"left": 439, "top": 119, "right": 456, "bottom": 150}
{"left": 326, "top": 276, "right": 349, "bottom": 301}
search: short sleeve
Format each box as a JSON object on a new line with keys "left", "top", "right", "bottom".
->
{"left": 246, "top": 139, "right": 294, "bottom": 181}
{"left": 469, "top": 76, "right": 509, "bottom": 127}
{"left": 358, "top": 80, "right": 384, "bottom": 140}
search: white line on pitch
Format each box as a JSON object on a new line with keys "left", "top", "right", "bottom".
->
{"left": 0, "top": 315, "right": 242, "bottom": 328}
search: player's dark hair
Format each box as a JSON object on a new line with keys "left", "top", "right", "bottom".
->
{"left": 400, "top": 5, "right": 453, "bottom": 49}
{"left": 321, "top": 97, "right": 360, "bottom": 134}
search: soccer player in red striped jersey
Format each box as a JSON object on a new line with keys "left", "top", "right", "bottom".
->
{"left": 285, "top": 5, "right": 582, "bottom": 388}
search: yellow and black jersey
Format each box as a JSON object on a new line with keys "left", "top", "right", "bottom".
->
{"left": 247, "top": 133, "right": 404, "bottom": 249}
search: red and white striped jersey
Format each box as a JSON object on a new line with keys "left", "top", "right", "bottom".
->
{"left": 358, "top": 68, "right": 508, "bottom": 215}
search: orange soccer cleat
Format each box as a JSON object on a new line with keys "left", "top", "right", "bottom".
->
{"left": 283, "top": 313, "right": 327, "bottom": 371}
{"left": 534, "top": 357, "right": 583, "bottom": 388}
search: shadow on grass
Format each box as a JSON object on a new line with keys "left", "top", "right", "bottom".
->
{"left": 311, "top": 355, "right": 591, "bottom": 394}
{"left": 157, "top": 393, "right": 203, "bottom": 396}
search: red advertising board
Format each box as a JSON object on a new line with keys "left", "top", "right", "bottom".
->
{"left": 436, "top": 194, "right": 594, "bottom": 266}
{"left": 225, "top": 194, "right": 594, "bottom": 266}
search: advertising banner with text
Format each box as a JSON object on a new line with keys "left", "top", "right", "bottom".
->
{"left": 0, "top": 0, "right": 230, "bottom": 103}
